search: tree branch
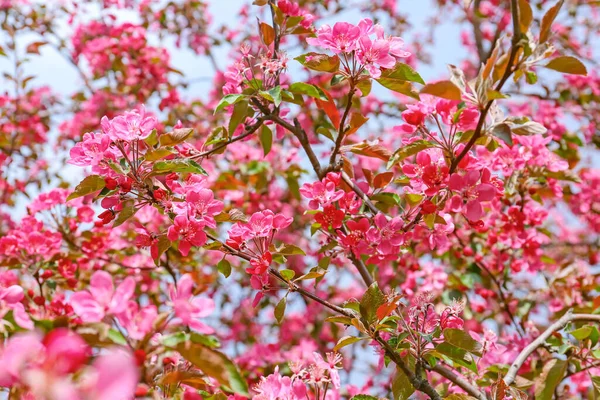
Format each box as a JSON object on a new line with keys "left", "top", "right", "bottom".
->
{"left": 504, "top": 310, "right": 600, "bottom": 385}
{"left": 329, "top": 85, "right": 356, "bottom": 167}
{"left": 428, "top": 364, "right": 488, "bottom": 400}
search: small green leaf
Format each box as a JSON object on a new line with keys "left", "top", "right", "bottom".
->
{"left": 145, "top": 147, "right": 175, "bottom": 161}
{"left": 392, "top": 367, "right": 415, "bottom": 400}
{"left": 360, "top": 282, "right": 385, "bottom": 324}
{"left": 280, "top": 269, "right": 295, "bottom": 280}
{"left": 333, "top": 335, "right": 363, "bottom": 351}
{"left": 67, "top": 175, "right": 105, "bottom": 201}
{"left": 491, "top": 123, "right": 513, "bottom": 146}
{"left": 544, "top": 56, "right": 587, "bottom": 76}
{"left": 214, "top": 94, "right": 247, "bottom": 114}
{"left": 356, "top": 79, "right": 372, "bottom": 97}
{"left": 174, "top": 342, "right": 249, "bottom": 396}
{"left": 277, "top": 244, "right": 306, "bottom": 256}
{"left": 228, "top": 100, "right": 249, "bottom": 136}
{"left": 259, "top": 125, "right": 273, "bottom": 156}
{"left": 376, "top": 79, "right": 420, "bottom": 99}
{"left": 388, "top": 140, "right": 435, "bottom": 168}
{"left": 153, "top": 159, "right": 208, "bottom": 175}
{"left": 288, "top": 82, "right": 328, "bottom": 100}
{"left": 350, "top": 396, "right": 379, "bottom": 400}
{"left": 108, "top": 329, "right": 127, "bottom": 345}
{"left": 274, "top": 297, "right": 287, "bottom": 324}
{"left": 295, "top": 52, "right": 340, "bottom": 72}
{"left": 217, "top": 259, "right": 232, "bottom": 278}
{"left": 113, "top": 201, "right": 138, "bottom": 227}
{"left": 159, "top": 128, "right": 194, "bottom": 146}
{"left": 534, "top": 359, "right": 567, "bottom": 400}
{"left": 420, "top": 80, "right": 462, "bottom": 100}
{"left": 443, "top": 329, "right": 483, "bottom": 356}
{"left": 379, "top": 62, "right": 425, "bottom": 84}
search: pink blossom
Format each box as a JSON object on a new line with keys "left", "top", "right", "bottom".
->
{"left": 105, "top": 105, "right": 157, "bottom": 141}
{"left": 254, "top": 367, "right": 307, "bottom": 400}
{"left": 71, "top": 271, "right": 136, "bottom": 322}
{"left": 167, "top": 215, "right": 208, "bottom": 256}
{"left": 306, "top": 22, "right": 361, "bottom": 54}
{"left": 448, "top": 169, "right": 497, "bottom": 221}
{"left": 169, "top": 274, "right": 215, "bottom": 333}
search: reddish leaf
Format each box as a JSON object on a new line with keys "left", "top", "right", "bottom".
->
{"left": 315, "top": 87, "right": 341, "bottom": 129}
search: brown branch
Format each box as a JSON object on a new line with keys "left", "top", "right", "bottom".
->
{"left": 340, "top": 171, "right": 380, "bottom": 216}
{"left": 472, "top": 0, "right": 486, "bottom": 63}
{"left": 449, "top": 0, "right": 522, "bottom": 173}
{"left": 504, "top": 310, "right": 600, "bottom": 385}
{"left": 428, "top": 364, "right": 488, "bottom": 400}
{"left": 190, "top": 117, "right": 265, "bottom": 160}
{"left": 329, "top": 85, "right": 356, "bottom": 167}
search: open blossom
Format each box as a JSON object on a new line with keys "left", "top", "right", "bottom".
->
{"left": 116, "top": 302, "right": 157, "bottom": 340}
{"left": 71, "top": 271, "right": 136, "bottom": 322}
{"left": 306, "top": 22, "right": 361, "bottom": 54}
{"left": 306, "top": 18, "right": 409, "bottom": 77}
{"left": 167, "top": 215, "right": 208, "bottom": 256}
{"left": 0, "top": 285, "right": 33, "bottom": 330}
{"left": 357, "top": 36, "right": 396, "bottom": 78}
{"left": 300, "top": 173, "right": 345, "bottom": 210}
{"left": 169, "top": 274, "right": 215, "bottom": 333}
{"left": 103, "top": 105, "right": 157, "bottom": 141}
{"left": 254, "top": 367, "right": 307, "bottom": 400}
{"left": 448, "top": 169, "right": 497, "bottom": 221}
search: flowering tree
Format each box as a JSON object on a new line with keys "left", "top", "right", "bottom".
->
{"left": 2, "top": 0, "right": 600, "bottom": 398}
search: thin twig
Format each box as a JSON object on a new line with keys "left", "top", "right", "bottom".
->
{"left": 428, "top": 364, "right": 488, "bottom": 400}
{"left": 504, "top": 310, "right": 600, "bottom": 385}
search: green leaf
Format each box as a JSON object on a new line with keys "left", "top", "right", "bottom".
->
{"left": 388, "top": 140, "right": 435, "bottom": 168}
{"left": 280, "top": 269, "right": 295, "bottom": 280}
{"left": 534, "top": 359, "right": 567, "bottom": 400}
{"left": 217, "top": 259, "right": 232, "bottom": 278}
{"left": 295, "top": 52, "right": 340, "bottom": 72}
{"left": 420, "top": 80, "right": 462, "bottom": 100}
{"left": 277, "top": 244, "right": 306, "bottom": 256}
{"left": 435, "top": 342, "right": 478, "bottom": 374}
{"left": 214, "top": 94, "right": 247, "bottom": 114}
{"left": 443, "top": 329, "right": 483, "bottom": 356}
{"left": 544, "top": 56, "right": 587, "bottom": 76}
{"left": 491, "top": 123, "right": 513, "bottom": 146}
{"left": 113, "top": 201, "right": 138, "bottom": 227}
{"left": 356, "top": 79, "right": 372, "bottom": 97}
{"left": 288, "top": 82, "right": 328, "bottom": 100}
{"left": 360, "top": 282, "right": 385, "bottom": 324}
{"left": 228, "top": 100, "right": 249, "bottom": 135}
{"left": 274, "top": 297, "right": 286, "bottom": 324}
{"left": 153, "top": 159, "right": 208, "bottom": 175}
{"left": 392, "top": 367, "right": 415, "bottom": 400}
{"left": 376, "top": 79, "right": 420, "bottom": 99}
{"left": 350, "top": 396, "right": 379, "bottom": 400}
{"left": 145, "top": 147, "right": 175, "bottom": 161}
{"left": 379, "top": 62, "right": 425, "bottom": 85}
{"left": 108, "top": 328, "right": 127, "bottom": 345}
{"left": 174, "top": 342, "right": 249, "bottom": 396}
{"left": 159, "top": 128, "right": 194, "bottom": 146}
{"left": 67, "top": 175, "right": 105, "bottom": 201}
{"left": 154, "top": 236, "right": 171, "bottom": 264}
{"left": 259, "top": 125, "right": 273, "bottom": 156}
{"left": 260, "top": 86, "right": 282, "bottom": 106}
{"left": 333, "top": 335, "right": 363, "bottom": 351}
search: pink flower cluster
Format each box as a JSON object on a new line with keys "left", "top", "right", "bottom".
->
{"left": 307, "top": 19, "right": 410, "bottom": 78}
